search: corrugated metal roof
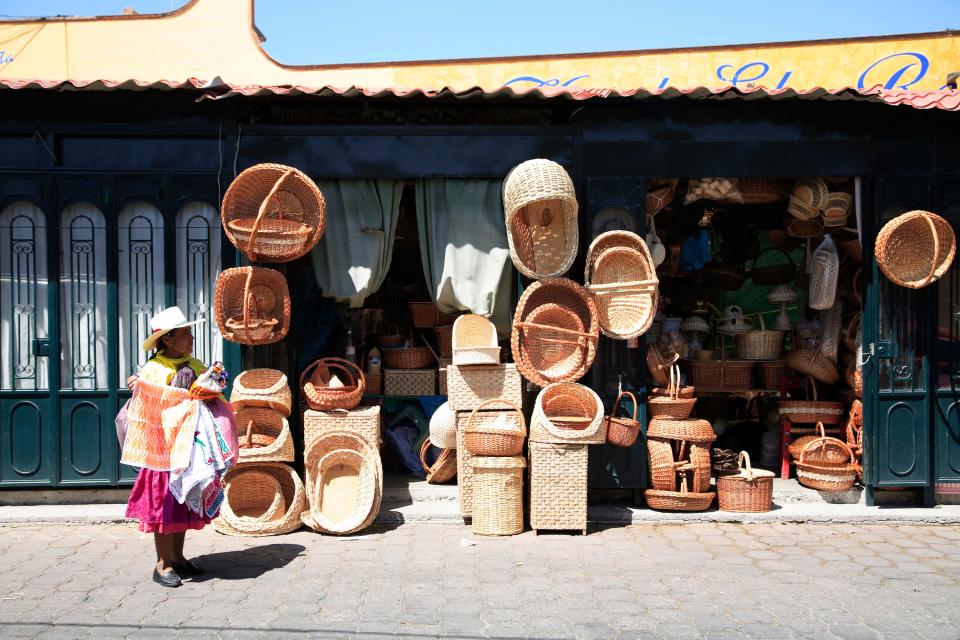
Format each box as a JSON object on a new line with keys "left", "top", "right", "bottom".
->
{"left": 0, "top": 77, "right": 958, "bottom": 111}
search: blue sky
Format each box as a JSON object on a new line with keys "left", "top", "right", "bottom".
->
{"left": 2, "top": 0, "right": 959, "bottom": 65}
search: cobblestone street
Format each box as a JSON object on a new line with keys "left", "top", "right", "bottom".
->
{"left": 0, "top": 522, "right": 958, "bottom": 639}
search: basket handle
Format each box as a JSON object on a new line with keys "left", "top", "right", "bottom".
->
{"left": 668, "top": 365, "right": 681, "bottom": 401}
{"left": 467, "top": 398, "right": 526, "bottom": 431}
{"left": 516, "top": 321, "right": 597, "bottom": 341}
{"left": 844, "top": 312, "right": 861, "bottom": 342}
{"left": 319, "top": 357, "right": 365, "bottom": 390}
{"left": 241, "top": 269, "right": 258, "bottom": 343}
{"left": 543, "top": 390, "right": 593, "bottom": 419}
{"left": 245, "top": 419, "right": 255, "bottom": 449}
{"left": 246, "top": 168, "right": 295, "bottom": 261}
{"left": 737, "top": 450, "right": 754, "bottom": 481}
{"left": 420, "top": 437, "right": 434, "bottom": 474}
{"left": 611, "top": 391, "right": 638, "bottom": 423}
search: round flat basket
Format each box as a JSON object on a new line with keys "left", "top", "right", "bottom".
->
{"left": 503, "top": 159, "right": 579, "bottom": 279}
{"left": 221, "top": 163, "right": 326, "bottom": 263}
{"left": 215, "top": 463, "right": 305, "bottom": 537}
{"left": 875, "top": 210, "right": 956, "bottom": 289}
{"left": 647, "top": 417, "right": 716, "bottom": 444}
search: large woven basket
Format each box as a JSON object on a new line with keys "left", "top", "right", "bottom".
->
{"left": 503, "top": 159, "right": 579, "bottom": 279}
{"left": 301, "top": 358, "right": 365, "bottom": 411}
{"left": 531, "top": 382, "right": 606, "bottom": 444}
{"left": 214, "top": 267, "right": 290, "bottom": 345}
{"left": 584, "top": 231, "right": 659, "bottom": 339}
{"left": 511, "top": 278, "right": 598, "bottom": 387}
{"left": 647, "top": 417, "right": 716, "bottom": 444}
{"left": 796, "top": 436, "right": 856, "bottom": 491}
{"left": 684, "top": 356, "right": 754, "bottom": 392}
{"left": 605, "top": 391, "right": 640, "bottom": 448}
{"left": 215, "top": 462, "right": 306, "bottom": 536}
{"left": 230, "top": 369, "right": 292, "bottom": 416}
{"left": 717, "top": 451, "right": 774, "bottom": 513}
{"left": 788, "top": 422, "right": 849, "bottom": 461}
{"left": 221, "top": 163, "right": 326, "bottom": 263}
{"left": 464, "top": 399, "right": 527, "bottom": 457}
{"left": 735, "top": 314, "right": 784, "bottom": 361}
{"left": 451, "top": 314, "right": 501, "bottom": 366}
{"left": 647, "top": 437, "right": 713, "bottom": 493}
{"left": 421, "top": 438, "right": 457, "bottom": 484}
{"left": 876, "top": 210, "right": 956, "bottom": 289}
{"left": 236, "top": 407, "right": 295, "bottom": 463}
{"left": 529, "top": 441, "right": 588, "bottom": 534}
{"left": 301, "top": 430, "right": 382, "bottom": 535}
{"left": 471, "top": 455, "right": 526, "bottom": 536}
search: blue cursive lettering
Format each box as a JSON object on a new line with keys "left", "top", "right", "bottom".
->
{"left": 857, "top": 52, "right": 929, "bottom": 89}
{"left": 504, "top": 75, "right": 589, "bottom": 88}
{"left": 717, "top": 61, "right": 771, "bottom": 86}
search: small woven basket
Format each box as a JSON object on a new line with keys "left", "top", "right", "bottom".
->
{"left": 215, "top": 463, "right": 306, "bottom": 537}
{"left": 530, "top": 382, "right": 606, "bottom": 444}
{"left": 463, "top": 399, "right": 527, "bottom": 457}
{"left": 605, "top": 391, "right": 641, "bottom": 448}
{"left": 736, "top": 178, "right": 792, "bottom": 204}
{"left": 647, "top": 346, "right": 672, "bottom": 387}
{"left": 421, "top": 438, "right": 457, "bottom": 484}
{"left": 785, "top": 216, "right": 824, "bottom": 239}
{"left": 779, "top": 379, "right": 846, "bottom": 425}
{"left": 796, "top": 436, "right": 857, "bottom": 491}
{"left": 875, "top": 210, "right": 956, "bottom": 289}
{"left": 759, "top": 360, "right": 789, "bottom": 390}
{"left": 221, "top": 163, "right": 326, "bottom": 263}
{"left": 647, "top": 417, "right": 717, "bottom": 444}
{"left": 301, "top": 358, "right": 365, "bottom": 411}
{"left": 823, "top": 192, "right": 853, "bottom": 227}
{"left": 215, "top": 267, "right": 291, "bottom": 345}
{"left": 408, "top": 302, "right": 440, "bottom": 328}
{"left": 503, "top": 159, "right": 579, "bottom": 279}
{"left": 471, "top": 455, "right": 526, "bottom": 536}
{"left": 717, "top": 451, "right": 774, "bottom": 513}
{"left": 792, "top": 178, "right": 830, "bottom": 209}
{"left": 647, "top": 365, "right": 697, "bottom": 419}
{"left": 434, "top": 325, "right": 454, "bottom": 358}
{"left": 788, "top": 423, "right": 849, "bottom": 461}
{"left": 382, "top": 346, "right": 435, "bottom": 370}
{"left": 230, "top": 369, "right": 292, "bottom": 416}
{"left": 786, "top": 349, "right": 839, "bottom": 385}
{"left": 451, "top": 314, "right": 501, "bottom": 366}
{"left": 735, "top": 313, "right": 784, "bottom": 361}
{"left": 236, "top": 407, "right": 295, "bottom": 463}
{"left": 684, "top": 353, "right": 754, "bottom": 392}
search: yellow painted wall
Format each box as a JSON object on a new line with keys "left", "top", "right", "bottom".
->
{"left": 0, "top": 0, "right": 957, "bottom": 92}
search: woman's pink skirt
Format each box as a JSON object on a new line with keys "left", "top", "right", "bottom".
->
{"left": 126, "top": 468, "right": 212, "bottom": 534}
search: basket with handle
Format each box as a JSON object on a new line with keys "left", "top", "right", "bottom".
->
{"left": 584, "top": 231, "right": 660, "bottom": 339}
{"left": 511, "top": 278, "right": 598, "bottom": 387}
{"left": 420, "top": 437, "right": 457, "bottom": 484}
{"left": 735, "top": 313, "right": 784, "bottom": 361}
{"left": 796, "top": 435, "right": 857, "bottom": 491}
{"left": 876, "top": 210, "right": 956, "bottom": 289}
{"left": 215, "top": 267, "right": 290, "bottom": 345}
{"left": 301, "top": 357, "right": 366, "bottom": 411}
{"left": 530, "top": 382, "right": 606, "bottom": 444}
{"left": 786, "top": 348, "right": 839, "bottom": 385}
{"left": 230, "top": 368, "right": 292, "bottom": 416}
{"left": 685, "top": 345, "right": 754, "bottom": 392}
{"left": 605, "top": 391, "right": 641, "bottom": 448}
{"left": 503, "top": 159, "right": 579, "bottom": 279}
{"left": 748, "top": 247, "right": 797, "bottom": 286}
{"left": 779, "top": 378, "right": 846, "bottom": 425}
{"left": 451, "top": 314, "right": 501, "bottom": 365}
{"left": 647, "top": 346, "right": 672, "bottom": 387}
{"left": 648, "top": 365, "right": 697, "bottom": 419}
{"left": 221, "top": 163, "right": 326, "bottom": 263}
{"left": 788, "top": 421, "right": 849, "bottom": 461}
{"left": 463, "top": 398, "right": 527, "bottom": 456}
{"left": 717, "top": 451, "right": 774, "bottom": 512}
{"left": 647, "top": 435, "right": 713, "bottom": 493}
{"left": 236, "top": 407, "right": 295, "bottom": 463}
{"left": 823, "top": 192, "right": 853, "bottom": 227}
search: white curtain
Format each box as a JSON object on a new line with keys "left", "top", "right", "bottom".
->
{"left": 60, "top": 203, "right": 108, "bottom": 390}
{"left": 415, "top": 179, "right": 513, "bottom": 337}
{"left": 118, "top": 201, "right": 166, "bottom": 380}
{"left": 310, "top": 179, "right": 404, "bottom": 308}
{"left": 0, "top": 202, "right": 50, "bottom": 390}
{"left": 176, "top": 201, "right": 223, "bottom": 367}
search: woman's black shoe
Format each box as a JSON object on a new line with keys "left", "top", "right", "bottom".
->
{"left": 172, "top": 561, "right": 205, "bottom": 576}
{"left": 152, "top": 567, "right": 182, "bottom": 588}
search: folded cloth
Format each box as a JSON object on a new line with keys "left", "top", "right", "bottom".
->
{"left": 121, "top": 380, "right": 200, "bottom": 472}
{"left": 170, "top": 402, "right": 232, "bottom": 515}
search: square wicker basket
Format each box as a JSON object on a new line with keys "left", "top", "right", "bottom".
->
{"left": 384, "top": 368, "right": 436, "bottom": 396}
{"left": 447, "top": 363, "right": 523, "bottom": 411}
{"left": 528, "top": 441, "right": 588, "bottom": 534}
{"left": 303, "top": 405, "right": 381, "bottom": 449}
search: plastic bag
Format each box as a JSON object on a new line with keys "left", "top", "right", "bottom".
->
{"left": 684, "top": 178, "right": 743, "bottom": 205}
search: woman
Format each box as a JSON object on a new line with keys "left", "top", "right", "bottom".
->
{"left": 124, "top": 306, "right": 237, "bottom": 588}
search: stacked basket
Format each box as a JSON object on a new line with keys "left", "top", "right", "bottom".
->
{"left": 644, "top": 417, "right": 717, "bottom": 511}
{"left": 215, "top": 164, "right": 326, "bottom": 537}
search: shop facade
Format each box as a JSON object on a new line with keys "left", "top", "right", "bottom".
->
{"left": 0, "top": 83, "right": 957, "bottom": 505}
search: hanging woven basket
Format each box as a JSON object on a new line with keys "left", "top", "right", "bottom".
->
{"left": 875, "top": 210, "right": 956, "bottom": 289}
{"left": 605, "top": 391, "right": 641, "bottom": 448}
{"left": 230, "top": 369, "right": 292, "bottom": 416}
{"left": 235, "top": 407, "right": 295, "bottom": 463}
{"left": 511, "top": 278, "right": 598, "bottom": 387}
{"left": 222, "top": 163, "right": 326, "bottom": 263}
{"left": 215, "top": 267, "right": 290, "bottom": 345}
{"left": 503, "top": 159, "right": 579, "bottom": 279}
{"left": 584, "top": 231, "right": 660, "bottom": 339}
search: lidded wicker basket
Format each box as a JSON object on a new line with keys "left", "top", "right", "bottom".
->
{"left": 503, "top": 159, "right": 579, "bottom": 278}
{"left": 584, "top": 231, "right": 660, "bottom": 339}
{"left": 215, "top": 267, "right": 290, "bottom": 345}
{"left": 222, "top": 163, "right": 326, "bottom": 263}
{"left": 230, "top": 369, "right": 292, "bottom": 416}
{"left": 716, "top": 451, "right": 774, "bottom": 513}
{"left": 452, "top": 314, "right": 501, "bottom": 366}
{"left": 215, "top": 462, "right": 306, "bottom": 536}
{"left": 464, "top": 399, "right": 527, "bottom": 456}
{"left": 236, "top": 407, "right": 295, "bottom": 463}
{"left": 531, "top": 382, "right": 606, "bottom": 444}
{"left": 471, "top": 455, "right": 526, "bottom": 536}
{"left": 301, "top": 358, "right": 365, "bottom": 411}
{"left": 511, "top": 278, "right": 598, "bottom": 387}
{"left": 875, "top": 210, "right": 956, "bottom": 289}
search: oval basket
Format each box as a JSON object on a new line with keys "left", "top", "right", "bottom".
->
{"left": 235, "top": 407, "right": 295, "bottom": 463}
{"left": 230, "top": 369, "right": 292, "bottom": 416}
{"left": 605, "top": 391, "right": 641, "bottom": 448}
{"left": 382, "top": 346, "right": 434, "bottom": 370}
{"left": 644, "top": 479, "right": 715, "bottom": 512}
{"left": 796, "top": 437, "right": 856, "bottom": 492}
{"left": 221, "top": 163, "right": 326, "bottom": 263}
{"left": 647, "top": 417, "right": 717, "bottom": 444}
{"left": 875, "top": 210, "right": 956, "bottom": 289}
{"left": 214, "top": 267, "right": 291, "bottom": 345}
{"left": 215, "top": 462, "right": 306, "bottom": 537}
{"left": 584, "top": 231, "right": 660, "bottom": 339}
{"left": 531, "top": 382, "right": 606, "bottom": 444}
{"left": 464, "top": 399, "right": 527, "bottom": 457}
{"left": 301, "top": 357, "right": 365, "bottom": 411}
{"left": 503, "top": 159, "right": 579, "bottom": 279}
{"left": 735, "top": 313, "right": 784, "bottom": 361}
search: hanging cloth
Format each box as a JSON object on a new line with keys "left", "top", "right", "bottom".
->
{"left": 310, "top": 179, "right": 404, "bottom": 308}
{"left": 414, "top": 179, "right": 514, "bottom": 337}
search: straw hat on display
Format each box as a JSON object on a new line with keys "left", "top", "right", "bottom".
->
{"left": 141, "top": 306, "right": 203, "bottom": 351}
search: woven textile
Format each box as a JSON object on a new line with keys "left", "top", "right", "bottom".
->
{"left": 121, "top": 380, "right": 199, "bottom": 472}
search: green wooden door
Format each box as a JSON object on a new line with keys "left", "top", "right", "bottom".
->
{"left": 933, "top": 178, "right": 960, "bottom": 492}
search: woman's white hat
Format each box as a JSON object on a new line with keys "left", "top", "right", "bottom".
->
{"left": 141, "top": 306, "right": 203, "bottom": 351}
